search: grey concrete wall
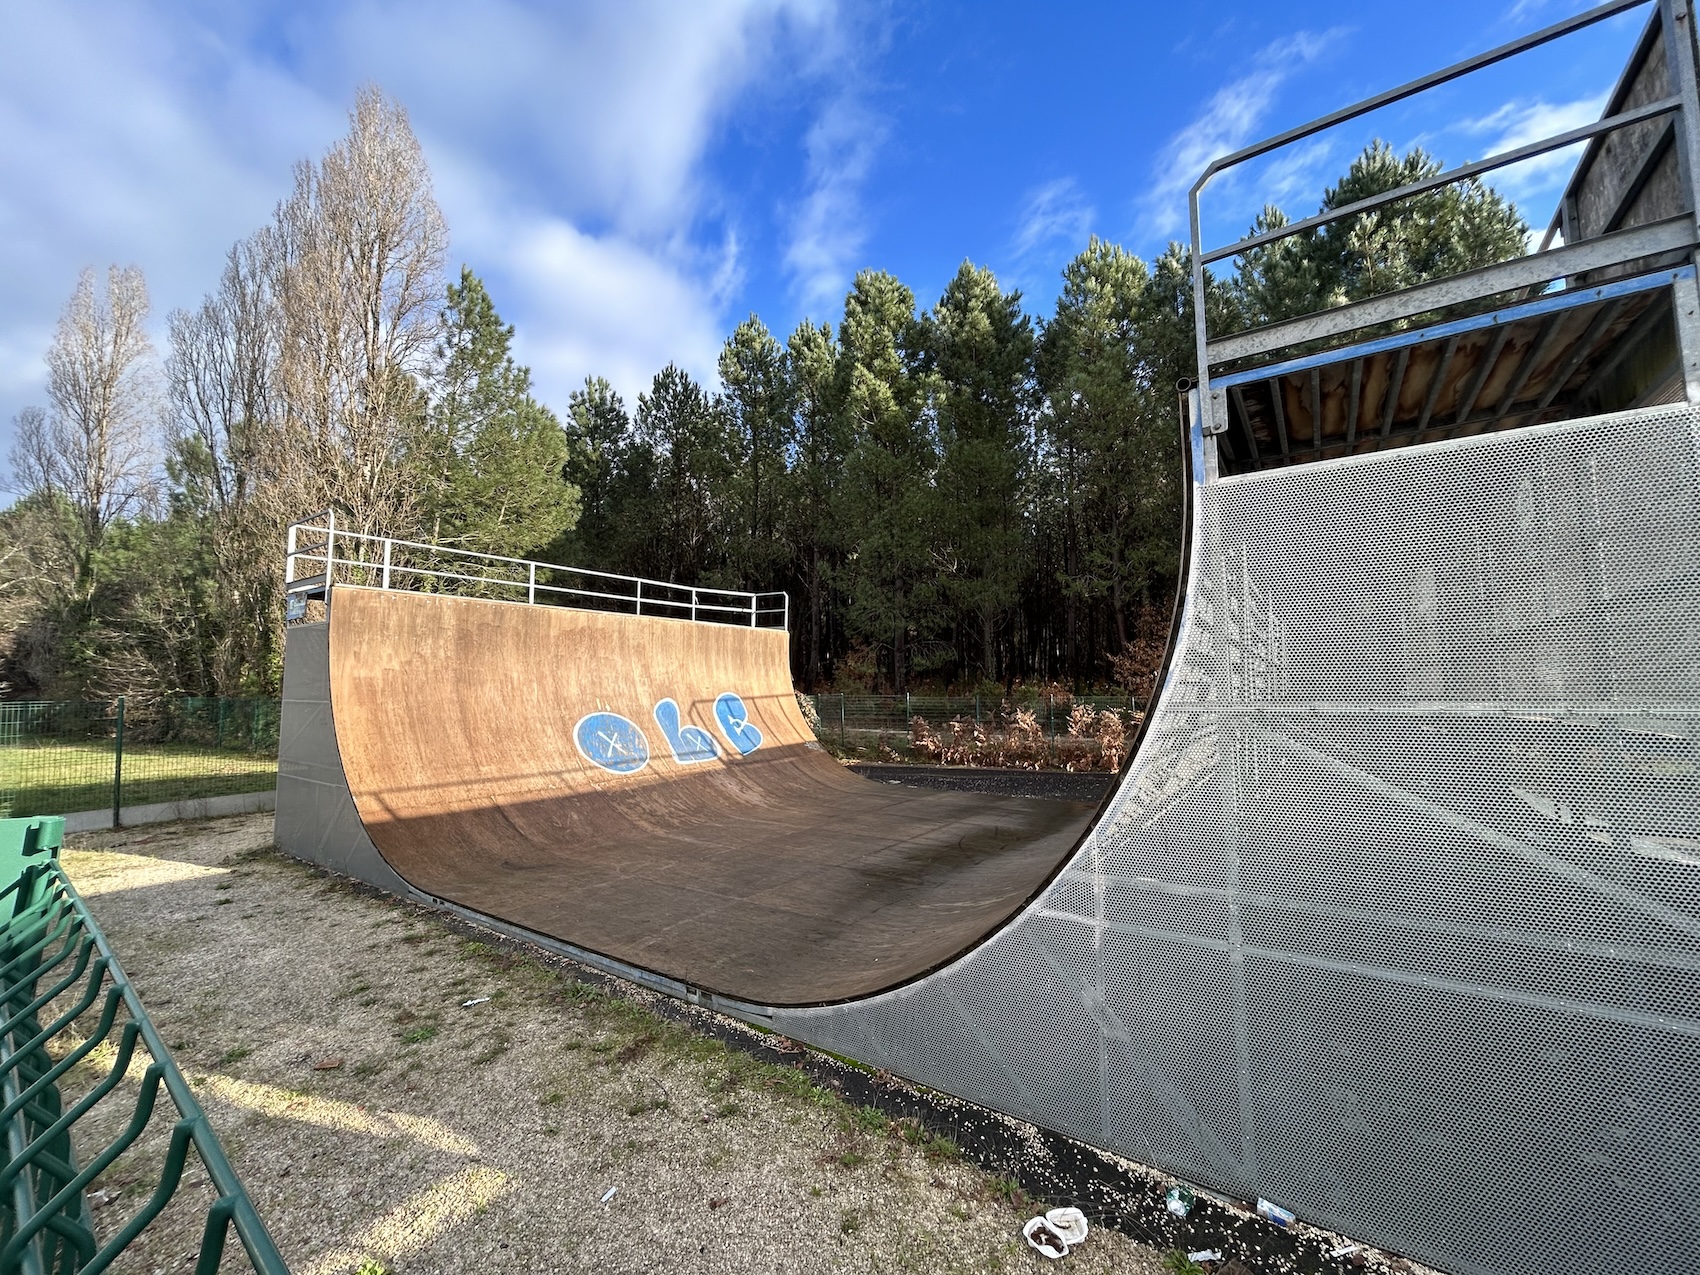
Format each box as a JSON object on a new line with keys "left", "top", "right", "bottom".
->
{"left": 61, "top": 789, "right": 276, "bottom": 835}
{"left": 277, "top": 620, "right": 416, "bottom": 896}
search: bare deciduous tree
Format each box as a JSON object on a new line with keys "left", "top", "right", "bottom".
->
{"left": 270, "top": 85, "right": 448, "bottom": 537}
{"left": 158, "top": 85, "right": 449, "bottom": 693}
{"left": 166, "top": 233, "right": 280, "bottom": 512}
{"left": 8, "top": 265, "right": 159, "bottom": 592}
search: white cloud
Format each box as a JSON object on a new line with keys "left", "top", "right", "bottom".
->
{"left": 0, "top": 0, "right": 850, "bottom": 476}
{"left": 1455, "top": 92, "right": 1608, "bottom": 208}
{"left": 783, "top": 95, "right": 887, "bottom": 316}
{"left": 1011, "top": 179, "right": 1096, "bottom": 259}
{"left": 1136, "top": 29, "right": 1343, "bottom": 245}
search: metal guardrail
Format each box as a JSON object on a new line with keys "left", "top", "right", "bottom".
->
{"left": 0, "top": 816, "right": 287, "bottom": 1274}
{"left": 285, "top": 510, "right": 789, "bottom": 630}
{"left": 1186, "top": 0, "right": 1700, "bottom": 431}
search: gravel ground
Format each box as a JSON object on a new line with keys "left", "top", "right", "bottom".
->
{"left": 846, "top": 765, "right": 1114, "bottom": 804}
{"left": 54, "top": 814, "right": 1173, "bottom": 1275}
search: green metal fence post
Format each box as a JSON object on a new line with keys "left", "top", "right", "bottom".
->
{"left": 840, "top": 693, "right": 846, "bottom": 749}
{"left": 111, "top": 697, "right": 125, "bottom": 829}
{"left": 1047, "top": 693, "right": 1054, "bottom": 759}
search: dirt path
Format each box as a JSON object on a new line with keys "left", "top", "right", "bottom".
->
{"left": 58, "top": 813, "right": 1170, "bottom": 1275}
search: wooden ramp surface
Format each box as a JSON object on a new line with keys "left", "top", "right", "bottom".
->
{"left": 329, "top": 587, "right": 1094, "bottom": 1004}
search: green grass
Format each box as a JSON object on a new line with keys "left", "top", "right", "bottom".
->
{"left": 0, "top": 741, "right": 276, "bottom": 817}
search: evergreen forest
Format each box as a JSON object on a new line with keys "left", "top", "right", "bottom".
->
{"left": 0, "top": 91, "right": 1527, "bottom": 702}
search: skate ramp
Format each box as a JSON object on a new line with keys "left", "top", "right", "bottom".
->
{"left": 326, "top": 586, "right": 1097, "bottom": 1004}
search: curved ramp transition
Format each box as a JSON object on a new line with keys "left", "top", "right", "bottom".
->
{"left": 325, "top": 587, "right": 1096, "bottom": 1004}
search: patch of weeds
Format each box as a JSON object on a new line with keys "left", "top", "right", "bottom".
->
{"left": 399, "top": 932, "right": 425, "bottom": 945}
{"left": 895, "top": 1118, "right": 961, "bottom": 1162}
{"left": 216, "top": 1047, "right": 252, "bottom": 1068}
{"left": 839, "top": 1210, "right": 862, "bottom": 1236}
{"left": 563, "top": 1041, "right": 583, "bottom": 1051}
{"left": 213, "top": 882, "right": 234, "bottom": 892}
{"left": 851, "top": 1105, "right": 889, "bottom": 1135}
{"left": 399, "top": 1024, "right": 438, "bottom": 1046}
{"left": 215, "top": 899, "right": 233, "bottom": 906}
{"left": 169, "top": 1041, "right": 188, "bottom": 1052}
{"left": 355, "top": 1259, "right": 389, "bottom": 1275}
{"left": 540, "top": 1092, "right": 564, "bottom": 1105}
{"left": 541, "top": 1125, "right": 559, "bottom": 1136}
{"left": 985, "top": 1175, "right": 1029, "bottom": 1212}
{"left": 826, "top": 1137, "right": 869, "bottom": 1170}
{"left": 765, "top": 1067, "right": 820, "bottom": 1102}
{"left": 588, "top": 1040, "right": 614, "bottom": 1055}
{"left": 626, "top": 1096, "right": 669, "bottom": 1117}
{"left": 713, "top": 1102, "right": 741, "bottom": 1119}
{"left": 1163, "top": 1254, "right": 1209, "bottom": 1275}
{"left": 613, "top": 1033, "right": 656, "bottom": 1065}
{"left": 472, "top": 1039, "right": 510, "bottom": 1066}
{"left": 352, "top": 1059, "right": 385, "bottom": 1079}
{"left": 809, "top": 1184, "right": 825, "bottom": 1198}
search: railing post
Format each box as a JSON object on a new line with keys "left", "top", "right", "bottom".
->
{"left": 692, "top": 589, "right": 698, "bottom": 623}
{"left": 381, "top": 538, "right": 392, "bottom": 590}
{"left": 636, "top": 580, "right": 643, "bottom": 617}
{"left": 749, "top": 593, "right": 757, "bottom": 628}
{"left": 325, "top": 508, "right": 337, "bottom": 591}
{"left": 527, "top": 562, "right": 536, "bottom": 605}
{"left": 112, "top": 697, "right": 125, "bottom": 830}
{"left": 285, "top": 523, "right": 297, "bottom": 585}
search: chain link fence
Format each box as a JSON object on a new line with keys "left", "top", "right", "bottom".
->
{"left": 801, "top": 692, "right": 1141, "bottom": 769}
{"left": 0, "top": 699, "right": 280, "bottom": 819}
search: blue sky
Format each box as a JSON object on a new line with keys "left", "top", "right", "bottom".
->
{"left": 0, "top": 0, "right": 1647, "bottom": 477}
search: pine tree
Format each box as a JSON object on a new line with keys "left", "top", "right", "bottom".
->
{"left": 426, "top": 268, "right": 579, "bottom": 559}
{"left": 921, "top": 262, "right": 1033, "bottom": 684}
{"left": 839, "top": 270, "right": 935, "bottom": 692}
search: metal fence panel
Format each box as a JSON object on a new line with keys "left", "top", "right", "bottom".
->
{"left": 0, "top": 700, "right": 280, "bottom": 819}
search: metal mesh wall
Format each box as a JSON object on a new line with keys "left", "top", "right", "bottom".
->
{"left": 774, "top": 403, "right": 1700, "bottom": 1275}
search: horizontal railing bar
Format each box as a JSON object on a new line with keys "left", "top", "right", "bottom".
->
{"left": 285, "top": 524, "right": 766, "bottom": 602}
{"left": 1206, "top": 215, "right": 1696, "bottom": 366}
{"left": 1189, "top": 0, "right": 1650, "bottom": 195}
{"left": 1211, "top": 265, "right": 1689, "bottom": 389}
{"left": 286, "top": 516, "right": 790, "bottom": 630}
{"left": 1201, "top": 94, "right": 1680, "bottom": 265}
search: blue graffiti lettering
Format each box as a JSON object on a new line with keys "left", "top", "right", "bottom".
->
{"left": 653, "top": 699, "right": 721, "bottom": 764}
{"left": 574, "top": 712, "right": 651, "bottom": 775}
{"left": 714, "top": 692, "right": 763, "bottom": 756}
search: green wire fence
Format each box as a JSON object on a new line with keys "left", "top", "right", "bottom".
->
{"left": 0, "top": 702, "right": 280, "bottom": 823}
{"left": 0, "top": 814, "right": 287, "bottom": 1274}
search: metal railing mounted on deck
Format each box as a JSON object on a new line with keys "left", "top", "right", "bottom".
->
{"left": 1187, "top": 0, "right": 1700, "bottom": 474}
{"left": 284, "top": 510, "right": 789, "bottom": 630}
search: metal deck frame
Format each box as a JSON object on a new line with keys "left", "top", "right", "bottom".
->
{"left": 1187, "top": 0, "right": 1700, "bottom": 466}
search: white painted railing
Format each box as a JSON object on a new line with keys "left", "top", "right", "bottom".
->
{"left": 284, "top": 509, "right": 788, "bottom": 630}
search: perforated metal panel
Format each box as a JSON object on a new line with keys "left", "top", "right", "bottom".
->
{"left": 774, "top": 403, "right": 1700, "bottom": 1275}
